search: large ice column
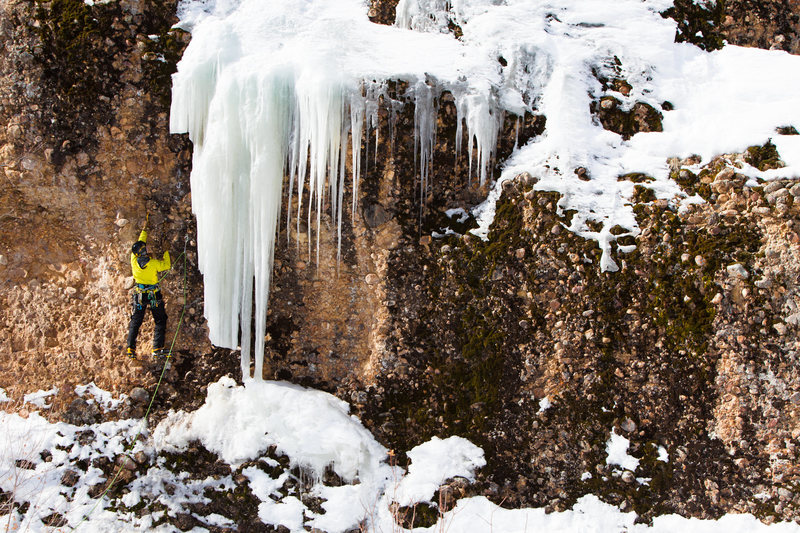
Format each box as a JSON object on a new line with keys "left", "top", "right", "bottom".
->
{"left": 174, "top": 64, "right": 293, "bottom": 380}
{"left": 169, "top": 14, "right": 295, "bottom": 379}
{"left": 172, "top": 32, "right": 356, "bottom": 379}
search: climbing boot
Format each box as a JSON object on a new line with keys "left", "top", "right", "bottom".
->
{"left": 126, "top": 347, "right": 137, "bottom": 359}
{"left": 151, "top": 347, "right": 169, "bottom": 358}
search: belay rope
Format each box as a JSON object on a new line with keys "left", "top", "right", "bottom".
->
{"left": 69, "top": 234, "right": 190, "bottom": 531}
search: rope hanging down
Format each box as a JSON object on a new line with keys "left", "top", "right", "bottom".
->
{"left": 70, "top": 234, "right": 190, "bottom": 532}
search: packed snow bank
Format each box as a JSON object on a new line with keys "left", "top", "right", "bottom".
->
{"left": 171, "top": 0, "right": 800, "bottom": 373}
{"left": 154, "top": 376, "right": 387, "bottom": 480}
{"left": 393, "top": 436, "right": 485, "bottom": 507}
{"left": 151, "top": 377, "right": 800, "bottom": 532}
{"left": 469, "top": 8, "right": 800, "bottom": 269}
{"left": 0, "top": 409, "right": 151, "bottom": 532}
{"left": 154, "top": 376, "right": 393, "bottom": 531}
{"left": 76, "top": 382, "right": 128, "bottom": 411}
{"left": 431, "top": 494, "right": 800, "bottom": 533}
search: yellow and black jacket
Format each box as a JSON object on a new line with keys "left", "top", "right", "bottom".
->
{"left": 131, "top": 230, "right": 171, "bottom": 285}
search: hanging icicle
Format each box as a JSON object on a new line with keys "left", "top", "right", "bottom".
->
{"left": 170, "top": 0, "right": 512, "bottom": 380}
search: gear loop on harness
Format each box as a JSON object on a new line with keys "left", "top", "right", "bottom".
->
{"left": 133, "top": 283, "right": 162, "bottom": 310}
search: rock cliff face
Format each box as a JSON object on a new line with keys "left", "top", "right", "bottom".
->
{"left": 362, "top": 150, "right": 800, "bottom": 520}
{"left": 0, "top": 0, "right": 205, "bottom": 411}
{"left": 2, "top": 0, "right": 800, "bottom": 526}
{"left": 662, "top": 0, "right": 800, "bottom": 53}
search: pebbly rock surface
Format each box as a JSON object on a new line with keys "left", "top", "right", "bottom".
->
{"left": 0, "top": 0, "right": 210, "bottom": 411}
{"left": 355, "top": 142, "right": 800, "bottom": 521}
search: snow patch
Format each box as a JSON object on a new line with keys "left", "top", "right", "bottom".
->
{"left": 538, "top": 396, "right": 552, "bottom": 413}
{"left": 23, "top": 387, "right": 58, "bottom": 409}
{"left": 657, "top": 445, "right": 669, "bottom": 462}
{"left": 394, "top": 436, "right": 485, "bottom": 506}
{"left": 605, "top": 428, "right": 640, "bottom": 471}
{"left": 75, "top": 382, "right": 126, "bottom": 412}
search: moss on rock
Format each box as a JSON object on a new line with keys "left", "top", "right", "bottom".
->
{"left": 661, "top": 0, "right": 726, "bottom": 51}
{"left": 745, "top": 139, "right": 784, "bottom": 171}
{"left": 32, "top": 0, "right": 125, "bottom": 153}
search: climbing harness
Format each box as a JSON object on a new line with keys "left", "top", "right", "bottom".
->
{"left": 69, "top": 234, "right": 190, "bottom": 532}
{"left": 133, "top": 284, "right": 162, "bottom": 311}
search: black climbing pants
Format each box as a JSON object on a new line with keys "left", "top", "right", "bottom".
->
{"left": 127, "top": 289, "right": 167, "bottom": 351}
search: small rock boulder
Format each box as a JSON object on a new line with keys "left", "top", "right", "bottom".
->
{"left": 61, "top": 398, "right": 101, "bottom": 426}
{"left": 726, "top": 263, "right": 749, "bottom": 280}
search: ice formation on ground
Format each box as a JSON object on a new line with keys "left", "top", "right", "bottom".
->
{"left": 170, "top": 0, "right": 800, "bottom": 376}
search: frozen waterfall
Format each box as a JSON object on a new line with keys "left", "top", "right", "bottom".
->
{"left": 170, "top": 0, "right": 511, "bottom": 379}
{"left": 170, "top": 0, "right": 800, "bottom": 378}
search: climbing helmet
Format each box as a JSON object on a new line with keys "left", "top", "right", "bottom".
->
{"left": 132, "top": 240, "right": 147, "bottom": 256}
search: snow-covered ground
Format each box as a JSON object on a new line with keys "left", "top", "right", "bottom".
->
{"left": 2, "top": 379, "right": 800, "bottom": 532}
{"left": 169, "top": 0, "right": 800, "bottom": 377}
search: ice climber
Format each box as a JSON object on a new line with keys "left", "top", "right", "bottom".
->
{"left": 126, "top": 220, "right": 171, "bottom": 359}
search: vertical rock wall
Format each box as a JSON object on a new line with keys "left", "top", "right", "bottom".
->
{"left": 0, "top": 0, "right": 205, "bottom": 409}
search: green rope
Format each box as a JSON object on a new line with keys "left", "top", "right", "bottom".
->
{"left": 69, "top": 236, "right": 190, "bottom": 531}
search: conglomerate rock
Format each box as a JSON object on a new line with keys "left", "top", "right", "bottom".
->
{"left": 0, "top": 0, "right": 204, "bottom": 410}
{"left": 356, "top": 146, "right": 800, "bottom": 521}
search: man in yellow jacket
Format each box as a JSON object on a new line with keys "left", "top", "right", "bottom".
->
{"left": 127, "top": 225, "right": 171, "bottom": 358}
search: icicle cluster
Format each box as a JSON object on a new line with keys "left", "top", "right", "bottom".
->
{"left": 173, "top": 79, "right": 506, "bottom": 380}
{"left": 172, "top": 78, "right": 503, "bottom": 379}
{"left": 169, "top": 0, "right": 516, "bottom": 379}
